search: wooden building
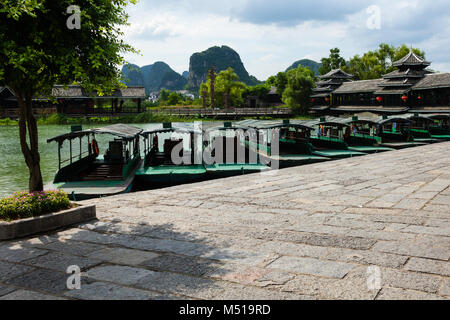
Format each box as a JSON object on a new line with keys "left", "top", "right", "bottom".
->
{"left": 311, "top": 50, "right": 450, "bottom": 115}
{"left": 310, "top": 69, "right": 353, "bottom": 113}
{"left": 0, "top": 85, "right": 146, "bottom": 118}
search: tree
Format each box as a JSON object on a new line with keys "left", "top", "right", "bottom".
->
{"left": 343, "top": 44, "right": 426, "bottom": 80}
{"left": 208, "top": 68, "right": 216, "bottom": 110}
{"left": 167, "top": 92, "right": 182, "bottom": 106}
{"left": 215, "top": 68, "right": 246, "bottom": 109}
{"left": 244, "top": 84, "right": 270, "bottom": 101}
{"left": 159, "top": 89, "right": 171, "bottom": 102}
{"left": 282, "top": 66, "right": 315, "bottom": 115}
{"left": 0, "top": 0, "right": 137, "bottom": 192}
{"left": 273, "top": 72, "right": 288, "bottom": 95}
{"left": 199, "top": 83, "right": 208, "bottom": 109}
{"left": 319, "top": 48, "right": 347, "bottom": 75}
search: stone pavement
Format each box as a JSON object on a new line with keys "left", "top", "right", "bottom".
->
{"left": 0, "top": 142, "right": 449, "bottom": 300}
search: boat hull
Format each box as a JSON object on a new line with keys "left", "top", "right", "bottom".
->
{"left": 204, "top": 163, "right": 270, "bottom": 179}
{"left": 135, "top": 165, "right": 207, "bottom": 187}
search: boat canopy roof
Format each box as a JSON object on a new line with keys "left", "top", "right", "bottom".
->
{"left": 141, "top": 123, "right": 202, "bottom": 136}
{"left": 301, "top": 116, "right": 351, "bottom": 128}
{"left": 47, "top": 124, "right": 143, "bottom": 143}
{"left": 237, "top": 119, "right": 315, "bottom": 131}
{"left": 426, "top": 113, "right": 450, "bottom": 120}
{"left": 394, "top": 114, "right": 435, "bottom": 123}
{"left": 204, "top": 122, "right": 250, "bottom": 132}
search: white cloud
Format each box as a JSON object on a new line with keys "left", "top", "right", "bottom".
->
{"left": 121, "top": 0, "right": 450, "bottom": 80}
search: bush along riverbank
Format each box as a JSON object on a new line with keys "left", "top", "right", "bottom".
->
{"left": 0, "top": 190, "right": 72, "bottom": 222}
{"left": 0, "top": 111, "right": 311, "bottom": 126}
{"left": 0, "top": 112, "right": 208, "bottom": 126}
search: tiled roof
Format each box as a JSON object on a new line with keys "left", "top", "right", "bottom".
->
{"left": 412, "top": 73, "right": 450, "bottom": 90}
{"left": 51, "top": 85, "right": 146, "bottom": 98}
{"left": 393, "top": 50, "right": 430, "bottom": 67}
{"left": 373, "top": 88, "right": 411, "bottom": 95}
{"left": 319, "top": 69, "right": 353, "bottom": 79}
{"left": 333, "top": 79, "right": 380, "bottom": 94}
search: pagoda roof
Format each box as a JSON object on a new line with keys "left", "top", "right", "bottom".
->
{"left": 319, "top": 69, "right": 353, "bottom": 80}
{"left": 383, "top": 69, "right": 429, "bottom": 79}
{"left": 313, "top": 86, "right": 333, "bottom": 92}
{"left": 392, "top": 50, "right": 430, "bottom": 67}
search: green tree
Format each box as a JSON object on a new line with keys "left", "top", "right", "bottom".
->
{"left": 273, "top": 72, "right": 288, "bottom": 96}
{"left": 282, "top": 66, "right": 315, "bottom": 115}
{"left": 319, "top": 48, "right": 347, "bottom": 75}
{"left": 0, "top": 0, "right": 137, "bottom": 192}
{"left": 244, "top": 84, "right": 270, "bottom": 101}
{"left": 215, "top": 68, "right": 247, "bottom": 109}
{"left": 343, "top": 44, "right": 426, "bottom": 80}
{"left": 199, "top": 83, "right": 209, "bottom": 108}
{"left": 159, "top": 89, "right": 170, "bottom": 102}
{"left": 167, "top": 92, "right": 181, "bottom": 106}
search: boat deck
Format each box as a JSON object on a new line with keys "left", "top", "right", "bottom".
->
{"left": 312, "top": 149, "right": 367, "bottom": 158}
{"left": 136, "top": 165, "right": 206, "bottom": 176}
{"left": 204, "top": 163, "right": 270, "bottom": 173}
{"left": 348, "top": 146, "right": 395, "bottom": 153}
{"left": 381, "top": 142, "right": 428, "bottom": 149}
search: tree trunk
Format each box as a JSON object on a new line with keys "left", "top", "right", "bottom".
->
{"left": 202, "top": 92, "right": 207, "bottom": 109}
{"left": 16, "top": 92, "right": 44, "bottom": 192}
{"left": 224, "top": 92, "right": 230, "bottom": 109}
{"left": 209, "top": 69, "right": 215, "bottom": 111}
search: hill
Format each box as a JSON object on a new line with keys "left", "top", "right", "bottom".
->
{"left": 286, "top": 59, "right": 322, "bottom": 75}
{"left": 121, "top": 61, "right": 187, "bottom": 94}
{"left": 187, "top": 45, "right": 260, "bottom": 90}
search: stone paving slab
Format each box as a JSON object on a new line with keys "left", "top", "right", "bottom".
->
{"left": 0, "top": 142, "right": 449, "bottom": 300}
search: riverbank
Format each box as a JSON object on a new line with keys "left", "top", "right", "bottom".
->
{"left": 0, "top": 111, "right": 312, "bottom": 126}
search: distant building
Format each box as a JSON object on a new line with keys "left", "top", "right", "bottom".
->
{"left": 0, "top": 85, "right": 146, "bottom": 118}
{"left": 246, "top": 86, "right": 283, "bottom": 108}
{"left": 310, "top": 50, "right": 450, "bottom": 115}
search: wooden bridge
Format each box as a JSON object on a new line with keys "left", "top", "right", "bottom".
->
{"left": 151, "top": 107, "right": 292, "bottom": 119}
{"left": 2, "top": 107, "right": 293, "bottom": 120}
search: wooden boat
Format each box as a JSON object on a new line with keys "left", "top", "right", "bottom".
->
{"left": 427, "top": 114, "right": 450, "bottom": 140}
{"left": 301, "top": 117, "right": 367, "bottom": 158}
{"left": 237, "top": 119, "right": 330, "bottom": 168}
{"left": 135, "top": 123, "right": 206, "bottom": 187}
{"left": 343, "top": 116, "right": 395, "bottom": 153}
{"left": 395, "top": 114, "right": 442, "bottom": 143}
{"left": 203, "top": 122, "right": 271, "bottom": 177}
{"left": 375, "top": 116, "right": 429, "bottom": 149}
{"left": 46, "top": 124, "right": 143, "bottom": 200}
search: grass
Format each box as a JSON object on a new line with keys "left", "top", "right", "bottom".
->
{"left": 0, "top": 190, "right": 72, "bottom": 222}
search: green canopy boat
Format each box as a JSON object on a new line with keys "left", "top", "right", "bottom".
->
{"left": 299, "top": 117, "right": 367, "bottom": 158}
{"left": 373, "top": 116, "right": 429, "bottom": 149}
{"left": 46, "top": 124, "right": 143, "bottom": 200}
{"left": 427, "top": 114, "right": 450, "bottom": 140}
{"left": 203, "top": 122, "right": 271, "bottom": 177}
{"left": 136, "top": 123, "right": 206, "bottom": 188}
{"left": 236, "top": 119, "right": 330, "bottom": 168}
{"left": 395, "top": 114, "right": 442, "bottom": 143}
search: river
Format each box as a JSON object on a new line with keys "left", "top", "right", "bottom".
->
{"left": 0, "top": 124, "right": 151, "bottom": 198}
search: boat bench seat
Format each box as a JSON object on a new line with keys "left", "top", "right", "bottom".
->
{"left": 81, "top": 164, "right": 124, "bottom": 181}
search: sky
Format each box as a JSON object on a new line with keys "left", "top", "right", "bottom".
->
{"left": 121, "top": 0, "right": 450, "bottom": 80}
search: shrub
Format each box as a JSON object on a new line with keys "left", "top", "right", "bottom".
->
{"left": 0, "top": 190, "right": 72, "bottom": 222}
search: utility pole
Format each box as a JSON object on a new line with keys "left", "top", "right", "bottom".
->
{"left": 209, "top": 68, "right": 215, "bottom": 111}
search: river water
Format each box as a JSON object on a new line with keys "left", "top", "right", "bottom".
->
{"left": 0, "top": 124, "right": 151, "bottom": 198}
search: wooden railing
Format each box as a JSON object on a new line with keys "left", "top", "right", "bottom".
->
{"left": 151, "top": 107, "right": 292, "bottom": 117}
{"left": 1, "top": 107, "right": 292, "bottom": 119}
